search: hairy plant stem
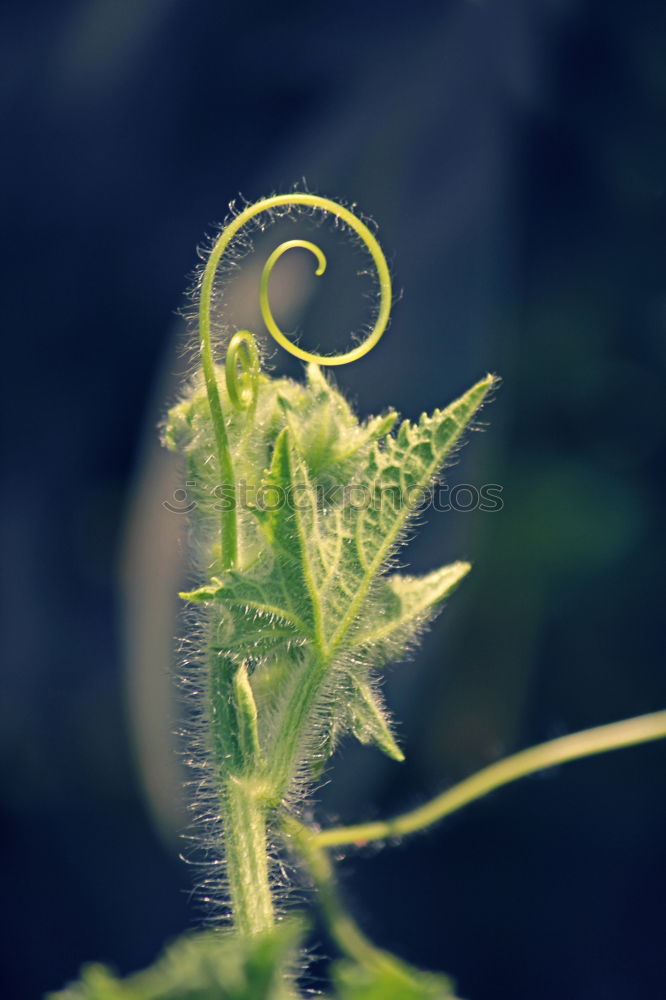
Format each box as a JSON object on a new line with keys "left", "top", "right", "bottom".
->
{"left": 219, "top": 650, "right": 332, "bottom": 935}
{"left": 207, "top": 645, "right": 276, "bottom": 934}
{"left": 222, "top": 777, "right": 274, "bottom": 935}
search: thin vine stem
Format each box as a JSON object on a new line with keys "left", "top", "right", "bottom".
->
{"left": 283, "top": 816, "right": 416, "bottom": 984}
{"left": 309, "top": 710, "right": 666, "bottom": 849}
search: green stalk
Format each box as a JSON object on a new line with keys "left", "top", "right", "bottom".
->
{"left": 216, "top": 649, "right": 332, "bottom": 933}
{"left": 207, "top": 649, "right": 275, "bottom": 935}
{"left": 222, "top": 776, "right": 274, "bottom": 935}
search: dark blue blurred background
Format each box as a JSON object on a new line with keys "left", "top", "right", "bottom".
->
{"left": 2, "top": 1, "right": 666, "bottom": 997}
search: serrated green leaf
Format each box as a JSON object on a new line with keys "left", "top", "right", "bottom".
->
{"left": 351, "top": 561, "right": 472, "bottom": 654}
{"left": 355, "top": 378, "right": 494, "bottom": 578}
{"left": 180, "top": 573, "right": 306, "bottom": 660}
{"left": 322, "top": 377, "right": 495, "bottom": 658}
{"left": 349, "top": 675, "right": 404, "bottom": 762}
{"left": 333, "top": 953, "right": 458, "bottom": 1000}
{"left": 48, "top": 921, "right": 303, "bottom": 1000}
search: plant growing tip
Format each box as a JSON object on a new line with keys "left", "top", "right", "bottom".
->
{"left": 163, "top": 192, "right": 496, "bottom": 941}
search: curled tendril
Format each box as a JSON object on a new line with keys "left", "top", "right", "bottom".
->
{"left": 198, "top": 193, "right": 393, "bottom": 570}
{"left": 199, "top": 194, "right": 392, "bottom": 374}
{"left": 225, "top": 331, "right": 260, "bottom": 410}
{"left": 259, "top": 239, "right": 327, "bottom": 363}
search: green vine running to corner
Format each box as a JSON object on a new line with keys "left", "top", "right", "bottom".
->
{"left": 307, "top": 709, "right": 666, "bottom": 848}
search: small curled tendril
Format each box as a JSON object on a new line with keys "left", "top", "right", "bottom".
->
{"left": 225, "top": 331, "right": 260, "bottom": 410}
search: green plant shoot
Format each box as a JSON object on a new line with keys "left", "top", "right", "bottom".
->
{"left": 49, "top": 193, "right": 666, "bottom": 1000}
{"left": 164, "top": 193, "right": 496, "bottom": 938}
